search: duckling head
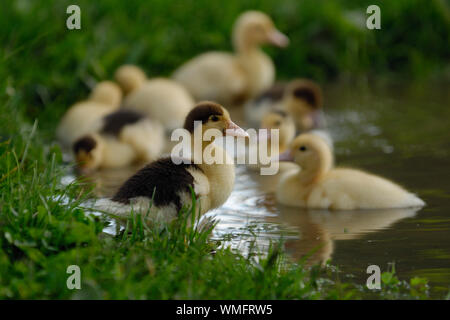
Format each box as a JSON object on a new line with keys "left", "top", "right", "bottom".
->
{"left": 260, "top": 110, "right": 295, "bottom": 148}
{"left": 283, "top": 79, "right": 323, "bottom": 131}
{"left": 232, "top": 11, "right": 289, "bottom": 51}
{"left": 184, "top": 101, "right": 248, "bottom": 139}
{"left": 280, "top": 133, "right": 333, "bottom": 180}
{"left": 114, "top": 64, "right": 147, "bottom": 95}
{"left": 89, "top": 81, "right": 122, "bottom": 108}
{"left": 73, "top": 134, "right": 104, "bottom": 173}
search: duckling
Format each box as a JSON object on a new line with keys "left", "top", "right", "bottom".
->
{"left": 246, "top": 110, "right": 296, "bottom": 173}
{"left": 276, "top": 133, "right": 425, "bottom": 210}
{"left": 244, "top": 79, "right": 324, "bottom": 131}
{"left": 73, "top": 109, "right": 164, "bottom": 173}
{"left": 56, "top": 81, "right": 122, "bottom": 147}
{"left": 115, "top": 65, "right": 195, "bottom": 132}
{"left": 95, "top": 102, "right": 249, "bottom": 222}
{"left": 260, "top": 110, "right": 296, "bottom": 153}
{"left": 172, "top": 11, "right": 289, "bottom": 106}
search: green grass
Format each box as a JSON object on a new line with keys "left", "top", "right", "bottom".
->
{"left": 0, "top": 0, "right": 449, "bottom": 299}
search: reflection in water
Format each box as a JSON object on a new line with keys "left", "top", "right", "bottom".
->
{"left": 272, "top": 205, "right": 419, "bottom": 266}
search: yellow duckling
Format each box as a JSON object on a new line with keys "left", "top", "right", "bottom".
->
{"left": 73, "top": 109, "right": 164, "bottom": 173}
{"left": 244, "top": 79, "right": 324, "bottom": 131}
{"left": 56, "top": 81, "right": 122, "bottom": 147}
{"left": 276, "top": 133, "right": 425, "bottom": 210}
{"left": 246, "top": 110, "right": 296, "bottom": 173}
{"left": 96, "top": 102, "right": 248, "bottom": 222}
{"left": 260, "top": 110, "right": 296, "bottom": 153}
{"left": 115, "top": 65, "right": 195, "bottom": 131}
{"left": 172, "top": 11, "right": 289, "bottom": 106}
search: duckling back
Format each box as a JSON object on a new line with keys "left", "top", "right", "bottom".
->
{"left": 309, "top": 169, "right": 425, "bottom": 210}
{"left": 122, "top": 78, "right": 195, "bottom": 131}
{"left": 57, "top": 81, "right": 122, "bottom": 147}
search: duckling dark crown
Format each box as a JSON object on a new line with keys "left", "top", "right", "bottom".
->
{"left": 183, "top": 102, "right": 224, "bottom": 133}
{"left": 73, "top": 136, "right": 97, "bottom": 154}
{"left": 292, "top": 82, "right": 323, "bottom": 109}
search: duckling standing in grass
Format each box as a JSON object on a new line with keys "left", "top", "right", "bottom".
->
{"left": 115, "top": 65, "right": 195, "bottom": 132}
{"left": 276, "top": 133, "right": 425, "bottom": 210}
{"left": 244, "top": 79, "right": 324, "bottom": 131}
{"left": 56, "top": 81, "right": 122, "bottom": 147}
{"left": 95, "top": 102, "right": 248, "bottom": 222}
{"left": 73, "top": 109, "right": 164, "bottom": 173}
{"left": 173, "top": 11, "right": 289, "bottom": 106}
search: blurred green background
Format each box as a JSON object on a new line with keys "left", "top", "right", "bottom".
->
{"left": 0, "top": 0, "right": 449, "bottom": 134}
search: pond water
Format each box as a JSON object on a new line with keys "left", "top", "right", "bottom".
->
{"left": 68, "top": 81, "right": 450, "bottom": 297}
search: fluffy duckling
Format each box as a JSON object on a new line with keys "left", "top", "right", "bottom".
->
{"left": 73, "top": 109, "right": 164, "bottom": 172}
{"left": 276, "top": 133, "right": 425, "bottom": 210}
{"left": 172, "top": 11, "right": 289, "bottom": 106}
{"left": 115, "top": 65, "right": 195, "bottom": 132}
{"left": 95, "top": 102, "right": 248, "bottom": 222}
{"left": 56, "top": 81, "right": 122, "bottom": 147}
{"left": 246, "top": 110, "right": 296, "bottom": 172}
{"left": 260, "top": 110, "right": 296, "bottom": 153}
{"left": 244, "top": 79, "right": 324, "bottom": 131}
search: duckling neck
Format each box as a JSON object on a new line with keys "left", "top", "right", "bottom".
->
{"left": 195, "top": 140, "right": 236, "bottom": 209}
{"left": 235, "top": 47, "right": 274, "bottom": 97}
{"left": 298, "top": 162, "right": 330, "bottom": 186}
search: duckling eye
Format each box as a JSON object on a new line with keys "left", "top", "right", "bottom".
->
{"left": 210, "top": 115, "right": 220, "bottom": 122}
{"left": 299, "top": 146, "right": 307, "bottom": 152}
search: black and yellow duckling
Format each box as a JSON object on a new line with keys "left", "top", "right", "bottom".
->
{"left": 244, "top": 79, "right": 324, "bottom": 131}
{"left": 73, "top": 109, "right": 164, "bottom": 173}
{"left": 95, "top": 102, "right": 248, "bottom": 222}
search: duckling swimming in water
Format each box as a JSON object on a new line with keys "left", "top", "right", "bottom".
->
{"left": 276, "top": 133, "right": 425, "bottom": 210}
{"left": 57, "top": 81, "right": 122, "bottom": 147}
{"left": 246, "top": 110, "right": 296, "bottom": 173}
{"left": 173, "top": 11, "right": 289, "bottom": 106}
{"left": 115, "top": 65, "right": 195, "bottom": 132}
{"left": 244, "top": 79, "right": 324, "bottom": 131}
{"left": 73, "top": 109, "right": 164, "bottom": 173}
{"left": 260, "top": 110, "right": 296, "bottom": 153}
{"left": 95, "top": 102, "right": 248, "bottom": 222}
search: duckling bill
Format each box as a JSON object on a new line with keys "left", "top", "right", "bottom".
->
{"left": 276, "top": 133, "right": 425, "bottom": 210}
{"left": 95, "top": 102, "right": 248, "bottom": 222}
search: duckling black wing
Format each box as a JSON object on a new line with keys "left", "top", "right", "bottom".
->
{"left": 101, "top": 109, "right": 145, "bottom": 136}
{"left": 112, "top": 157, "right": 203, "bottom": 212}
